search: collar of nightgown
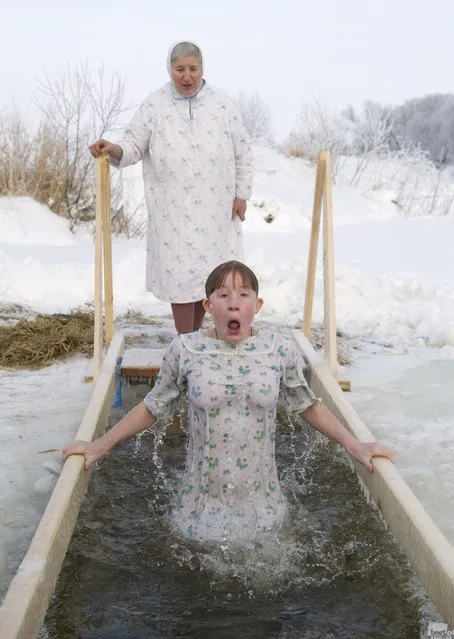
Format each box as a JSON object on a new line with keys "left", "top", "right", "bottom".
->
{"left": 180, "top": 329, "right": 276, "bottom": 355}
{"left": 168, "top": 79, "right": 206, "bottom": 101}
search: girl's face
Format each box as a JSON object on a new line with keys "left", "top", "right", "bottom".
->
{"left": 203, "top": 271, "right": 263, "bottom": 344}
{"left": 171, "top": 56, "right": 203, "bottom": 96}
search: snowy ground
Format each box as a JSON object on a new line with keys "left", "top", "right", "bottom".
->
{"left": 0, "top": 358, "right": 93, "bottom": 594}
{"left": 349, "top": 348, "right": 454, "bottom": 542}
{"left": 1, "top": 146, "right": 453, "bottom": 599}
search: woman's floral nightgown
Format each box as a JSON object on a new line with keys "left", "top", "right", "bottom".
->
{"left": 144, "top": 328, "right": 320, "bottom": 542}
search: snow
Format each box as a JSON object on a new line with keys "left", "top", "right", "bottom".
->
{"left": 1, "top": 146, "right": 453, "bottom": 599}
{"left": 0, "top": 358, "right": 92, "bottom": 596}
{"left": 0, "top": 197, "right": 79, "bottom": 247}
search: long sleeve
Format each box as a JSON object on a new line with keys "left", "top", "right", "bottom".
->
{"left": 278, "top": 336, "right": 321, "bottom": 415}
{"left": 229, "top": 105, "right": 255, "bottom": 200}
{"left": 111, "top": 100, "right": 152, "bottom": 169}
{"left": 143, "top": 337, "right": 183, "bottom": 418}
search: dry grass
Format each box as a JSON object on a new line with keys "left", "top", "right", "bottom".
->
{"left": 0, "top": 310, "right": 94, "bottom": 369}
{"left": 0, "top": 114, "right": 79, "bottom": 220}
{"left": 0, "top": 307, "right": 351, "bottom": 371}
{"left": 303, "top": 323, "right": 352, "bottom": 366}
{"left": 118, "top": 309, "right": 161, "bottom": 326}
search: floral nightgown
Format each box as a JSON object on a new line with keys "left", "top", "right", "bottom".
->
{"left": 112, "top": 81, "right": 254, "bottom": 303}
{"left": 143, "top": 328, "right": 320, "bottom": 543}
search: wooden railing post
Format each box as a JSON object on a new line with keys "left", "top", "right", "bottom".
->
{"left": 303, "top": 153, "right": 326, "bottom": 337}
{"left": 93, "top": 153, "right": 114, "bottom": 381}
{"left": 101, "top": 155, "right": 114, "bottom": 349}
{"left": 302, "top": 150, "right": 350, "bottom": 390}
{"left": 93, "top": 156, "right": 104, "bottom": 381}
{"left": 322, "top": 151, "right": 338, "bottom": 378}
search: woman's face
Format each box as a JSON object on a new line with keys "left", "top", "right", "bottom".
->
{"left": 203, "top": 271, "right": 263, "bottom": 345}
{"left": 171, "top": 55, "right": 203, "bottom": 96}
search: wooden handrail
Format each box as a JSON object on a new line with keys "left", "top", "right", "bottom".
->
{"left": 93, "top": 153, "right": 114, "bottom": 381}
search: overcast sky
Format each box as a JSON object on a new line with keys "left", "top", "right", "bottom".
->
{"left": 2, "top": 0, "right": 453, "bottom": 138}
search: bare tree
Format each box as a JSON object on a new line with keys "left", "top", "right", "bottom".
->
{"left": 340, "top": 101, "right": 395, "bottom": 186}
{"left": 0, "top": 105, "right": 31, "bottom": 196}
{"left": 235, "top": 90, "right": 273, "bottom": 143}
{"left": 390, "top": 93, "right": 454, "bottom": 166}
{"left": 281, "top": 95, "right": 454, "bottom": 217}
{"left": 34, "top": 61, "right": 128, "bottom": 228}
{"left": 283, "top": 98, "right": 350, "bottom": 177}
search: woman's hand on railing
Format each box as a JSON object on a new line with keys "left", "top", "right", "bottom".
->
{"left": 89, "top": 139, "right": 123, "bottom": 161}
{"left": 347, "top": 440, "right": 395, "bottom": 473}
{"left": 62, "top": 439, "right": 107, "bottom": 471}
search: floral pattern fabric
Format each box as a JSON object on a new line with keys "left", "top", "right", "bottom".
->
{"left": 112, "top": 82, "right": 254, "bottom": 303}
{"left": 144, "top": 329, "right": 321, "bottom": 542}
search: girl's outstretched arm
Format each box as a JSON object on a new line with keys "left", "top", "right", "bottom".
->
{"left": 300, "top": 403, "right": 394, "bottom": 473}
{"left": 63, "top": 403, "right": 156, "bottom": 470}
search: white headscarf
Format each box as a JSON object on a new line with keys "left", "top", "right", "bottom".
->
{"left": 166, "top": 40, "right": 204, "bottom": 78}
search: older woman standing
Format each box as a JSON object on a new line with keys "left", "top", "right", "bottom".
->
{"left": 90, "top": 40, "right": 254, "bottom": 333}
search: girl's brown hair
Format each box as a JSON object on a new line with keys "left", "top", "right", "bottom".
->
{"left": 205, "top": 261, "right": 259, "bottom": 297}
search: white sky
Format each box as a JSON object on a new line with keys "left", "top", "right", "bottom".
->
{"left": 2, "top": 0, "right": 453, "bottom": 138}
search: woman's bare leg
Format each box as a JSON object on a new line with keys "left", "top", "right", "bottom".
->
{"left": 171, "top": 302, "right": 195, "bottom": 334}
{"left": 193, "top": 300, "right": 206, "bottom": 331}
{"left": 171, "top": 301, "right": 206, "bottom": 333}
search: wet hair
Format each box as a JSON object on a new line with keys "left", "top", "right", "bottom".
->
{"left": 205, "top": 261, "right": 259, "bottom": 298}
{"left": 170, "top": 42, "right": 202, "bottom": 67}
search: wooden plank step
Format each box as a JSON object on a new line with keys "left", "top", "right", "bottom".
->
{"left": 120, "top": 347, "right": 167, "bottom": 381}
